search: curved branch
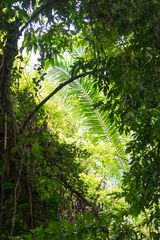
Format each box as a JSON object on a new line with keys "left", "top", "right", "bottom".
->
{"left": 19, "top": 71, "right": 92, "bottom": 134}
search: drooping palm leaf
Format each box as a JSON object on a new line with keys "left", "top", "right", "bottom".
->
{"left": 49, "top": 51, "right": 127, "bottom": 171}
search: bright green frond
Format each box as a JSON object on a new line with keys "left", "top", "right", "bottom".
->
{"left": 49, "top": 51, "right": 127, "bottom": 171}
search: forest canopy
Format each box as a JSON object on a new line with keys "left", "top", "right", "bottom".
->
{"left": 0, "top": 0, "right": 160, "bottom": 239}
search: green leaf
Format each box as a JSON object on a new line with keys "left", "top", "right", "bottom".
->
{"left": 18, "top": 9, "right": 29, "bottom": 21}
{"left": 31, "top": 140, "right": 42, "bottom": 163}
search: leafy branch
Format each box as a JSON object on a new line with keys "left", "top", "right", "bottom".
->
{"left": 19, "top": 0, "right": 56, "bottom": 35}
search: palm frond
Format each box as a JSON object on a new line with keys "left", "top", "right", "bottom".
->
{"left": 50, "top": 51, "right": 127, "bottom": 171}
{"left": 68, "top": 79, "right": 126, "bottom": 171}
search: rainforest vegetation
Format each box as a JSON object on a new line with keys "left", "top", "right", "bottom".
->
{"left": 0, "top": 0, "right": 160, "bottom": 239}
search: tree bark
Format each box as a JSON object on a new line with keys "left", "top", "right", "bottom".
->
{"left": 0, "top": 20, "right": 19, "bottom": 229}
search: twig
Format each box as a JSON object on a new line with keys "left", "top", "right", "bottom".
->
{"left": 0, "top": 175, "right": 4, "bottom": 228}
{"left": 4, "top": 112, "right": 7, "bottom": 150}
{"left": 19, "top": 71, "right": 92, "bottom": 134}
{"left": 28, "top": 182, "right": 34, "bottom": 228}
{"left": 10, "top": 166, "right": 22, "bottom": 236}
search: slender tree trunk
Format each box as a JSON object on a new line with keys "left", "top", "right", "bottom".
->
{"left": 0, "top": 20, "right": 19, "bottom": 171}
{"left": 0, "top": 20, "right": 19, "bottom": 229}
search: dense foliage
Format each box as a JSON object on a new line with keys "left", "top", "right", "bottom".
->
{"left": 0, "top": 0, "right": 160, "bottom": 239}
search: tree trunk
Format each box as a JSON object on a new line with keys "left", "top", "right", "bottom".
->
{"left": 0, "top": 20, "right": 19, "bottom": 229}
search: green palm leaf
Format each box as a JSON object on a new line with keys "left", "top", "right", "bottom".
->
{"left": 49, "top": 51, "right": 127, "bottom": 171}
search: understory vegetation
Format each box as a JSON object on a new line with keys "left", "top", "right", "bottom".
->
{"left": 0, "top": 1, "right": 160, "bottom": 239}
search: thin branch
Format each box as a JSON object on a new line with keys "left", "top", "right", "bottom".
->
{"left": 19, "top": 71, "right": 92, "bottom": 134}
{"left": 28, "top": 182, "right": 34, "bottom": 228}
{"left": 57, "top": 172, "right": 97, "bottom": 209}
{"left": 0, "top": 175, "right": 4, "bottom": 228}
{"left": 10, "top": 166, "right": 22, "bottom": 236}
{"left": 4, "top": 112, "right": 7, "bottom": 150}
{"left": 19, "top": 0, "right": 56, "bottom": 35}
{"left": 47, "top": 159, "right": 99, "bottom": 215}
